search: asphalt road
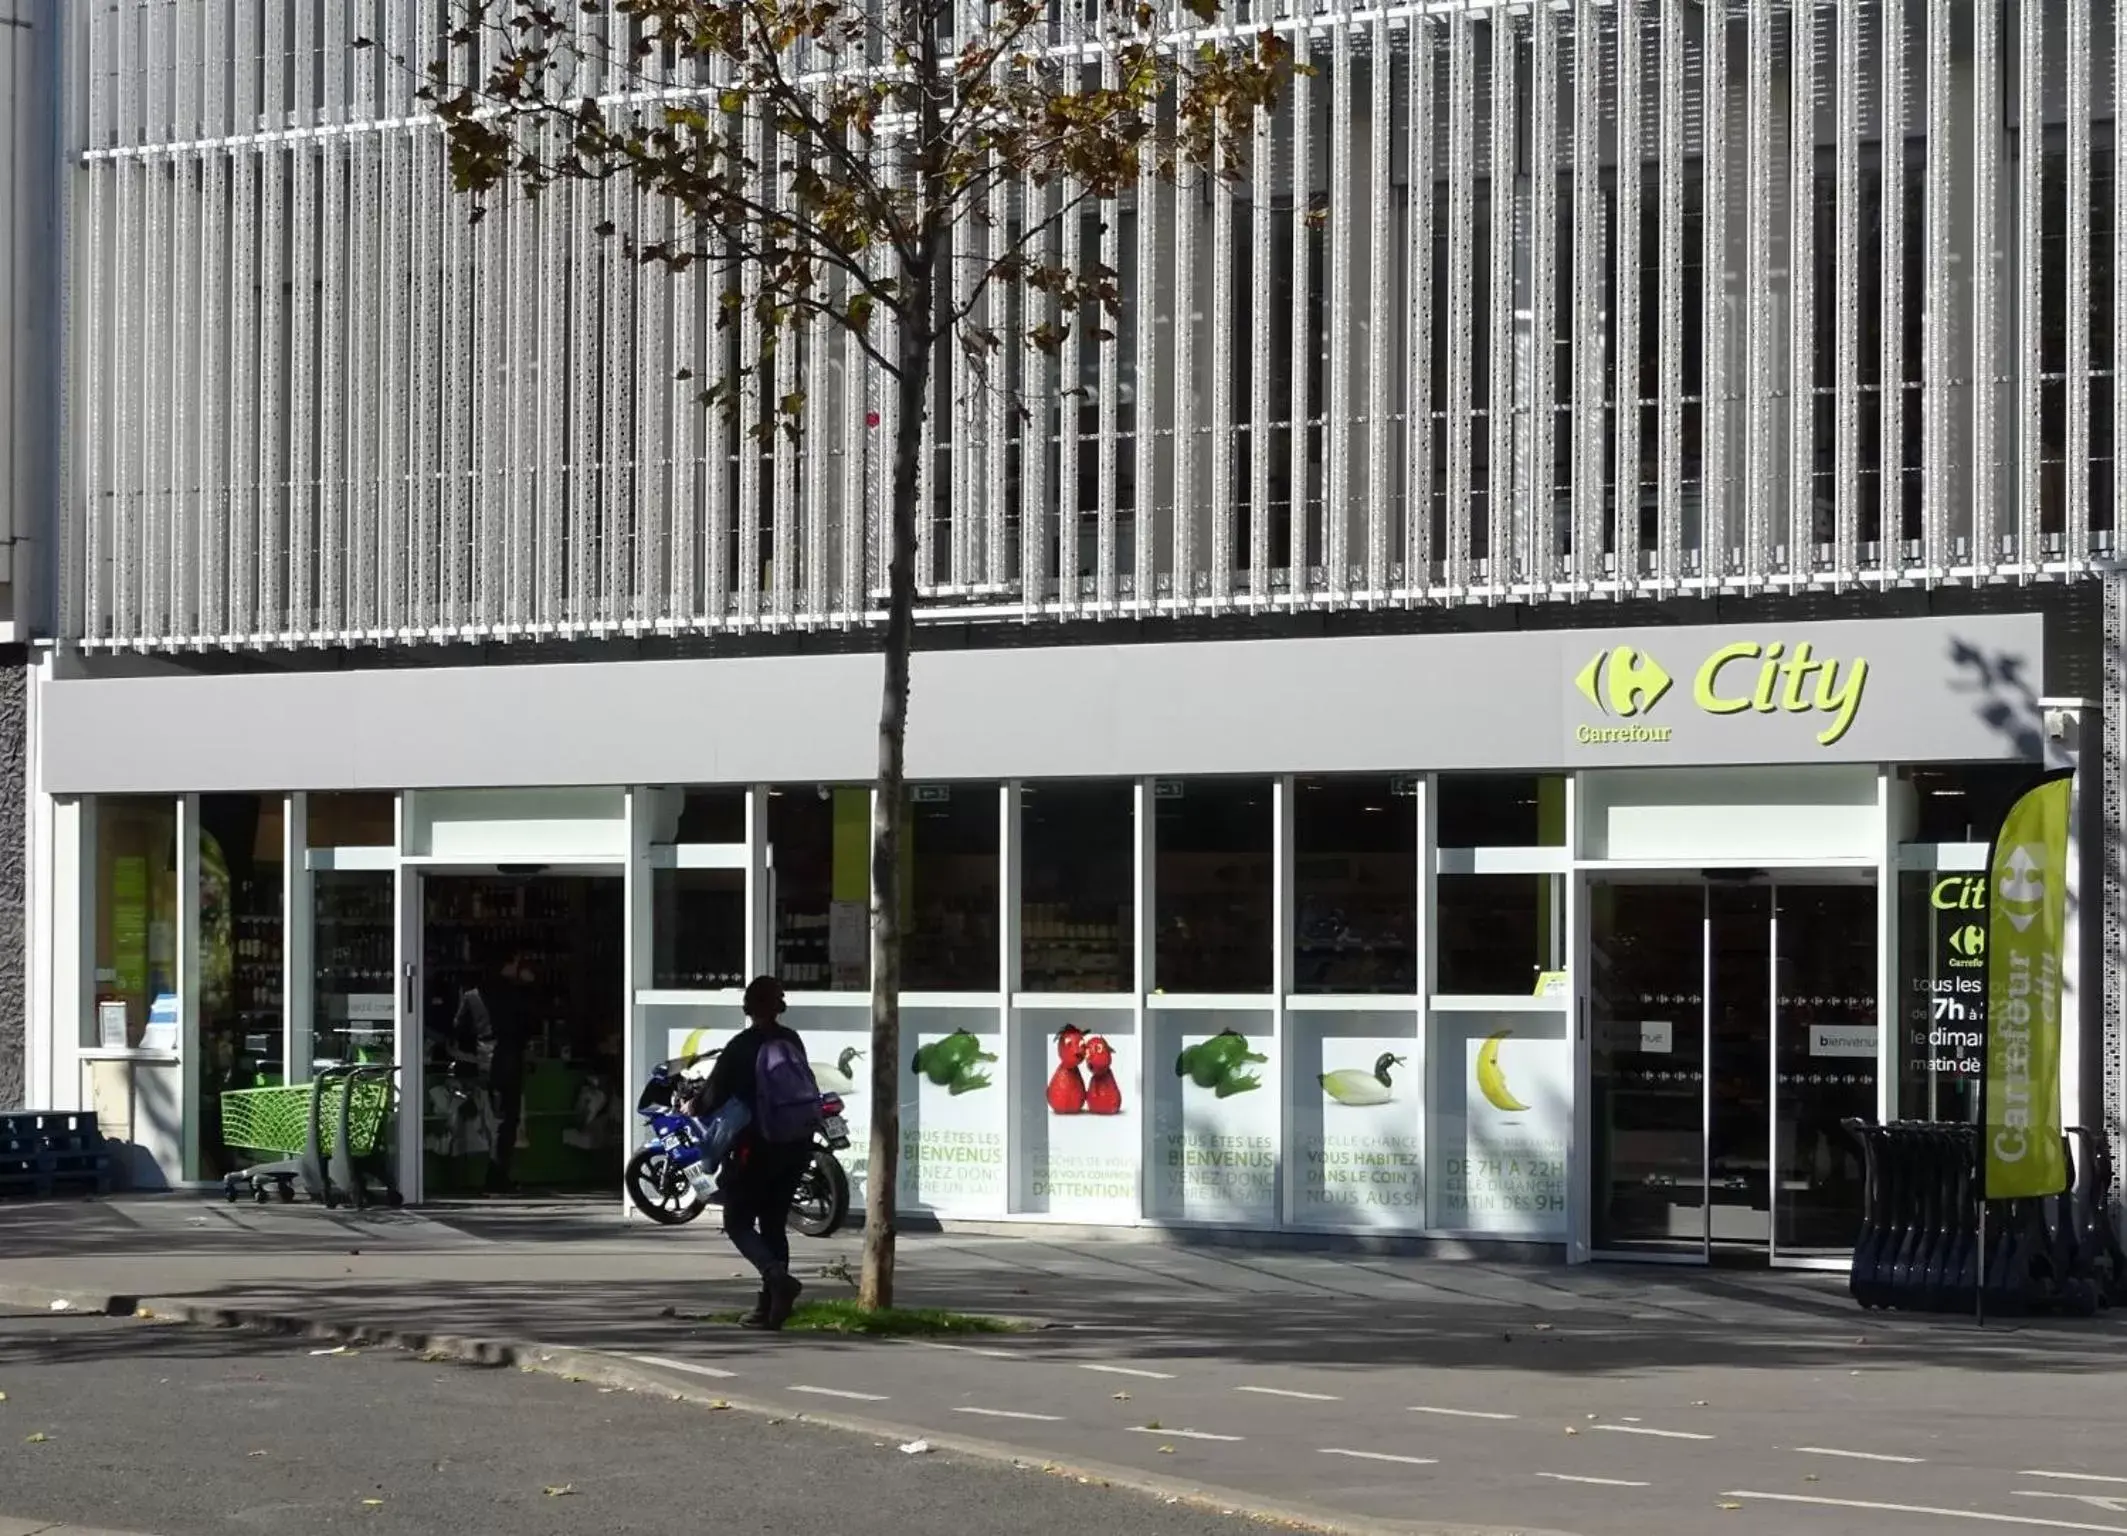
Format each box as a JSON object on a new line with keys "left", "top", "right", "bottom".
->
{"left": 0, "top": 1311, "right": 1290, "bottom": 1536}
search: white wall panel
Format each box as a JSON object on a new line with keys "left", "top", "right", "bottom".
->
{"left": 63, "top": 0, "right": 2118, "bottom": 651}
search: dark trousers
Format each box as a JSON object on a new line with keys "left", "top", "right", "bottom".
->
{"left": 487, "top": 1050, "right": 525, "bottom": 1185}
{"left": 722, "top": 1144, "right": 810, "bottom": 1280}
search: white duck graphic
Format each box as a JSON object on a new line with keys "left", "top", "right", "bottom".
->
{"left": 813, "top": 1046, "right": 865, "bottom": 1095}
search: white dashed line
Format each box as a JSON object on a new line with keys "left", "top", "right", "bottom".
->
{"left": 1795, "top": 1446, "right": 1924, "bottom": 1465}
{"left": 1537, "top": 1473, "right": 1653, "bottom": 1488}
{"left": 1320, "top": 1448, "right": 1438, "bottom": 1467}
{"left": 2027, "top": 1473, "right": 2127, "bottom": 1487}
{"left": 955, "top": 1407, "right": 1063, "bottom": 1423}
{"left": 896, "top": 1338, "right": 1022, "bottom": 1360}
{"left": 1238, "top": 1386, "right": 1341, "bottom": 1402}
{"left": 789, "top": 1385, "right": 889, "bottom": 1402}
{"left": 1407, "top": 1405, "right": 1517, "bottom": 1421}
{"left": 1590, "top": 1424, "right": 1713, "bottom": 1441}
{"left": 1127, "top": 1426, "right": 1244, "bottom": 1443}
{"left": 625, "top": 1355, "right": 736, "bottom": 1380}
{"left": 1723, "top": 1491, "right": 2127, "bottom": 1534}
{"left": 1081, "top": 1363, "right": 1176, "bottom": 1381}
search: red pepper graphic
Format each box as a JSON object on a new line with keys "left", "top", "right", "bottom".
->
{"left": 1047, "top": 1026, "right": 1088, "bottom": 1114}
{"left": 1083, "top": 1035, "right": 1122, "bottom": 1116}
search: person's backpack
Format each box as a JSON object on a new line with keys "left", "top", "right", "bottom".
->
{"left": 753, "top": 1034, "right": 822, "bottom": 1144}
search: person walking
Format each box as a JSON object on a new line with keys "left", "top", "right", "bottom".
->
{"left": 453, "top": 945, "right": 537, "bottom": 1195}
{"left": 700, "top": 975, "right": 818, "bottom": 1329}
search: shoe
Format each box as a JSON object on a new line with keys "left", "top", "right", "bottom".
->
{"left": 739, "top": 1287, "right": 771, "bottom": 1328}
{"left": 764, "top": 1272, "right": 804, "bottom": 1330}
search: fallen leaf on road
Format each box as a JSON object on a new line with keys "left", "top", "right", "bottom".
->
{"left": 543, "top": 1485, "right": 576, "bottom": 1498}
{"left": 310, "top": 1346, "right": 349, "bottom": 1357}
{"left": 1111, "top": 1392, "right": 1131, "bottom": 1401}
{"left": 1158, "top": 1446, "right": 1175, "bottom": 1455}
{"left": 135, "top": 1308, "right": 156, "bottom": 1319}
{"left": 1718, "top": 1501, "right": 1742, "bottom": 1512}
{"left": 0, "top": 1390, "right": 8, "bottom": 1401}
{"left": 48, "top": 1300, "right": 68, "bottom": 1312}
{"left": 248, "top": 1451, "right": 268, "bottom": 1458}
{"left": 1563, "top": 1427, "right": 1579, "bottom": 1436}
{"left": 1144, "top": 1420, "right": 1162, "bottom": 1431}
{"left": 1533, "top": 1323, "right": 1552, "bottom": 1332}
{"left": 1691, "top": 1400, "right": 1709, "bottom": 1407}
{"left": 1803, "top": 1475, "right": 1819, "bottom": 1483}
{"left": 25, "top": 1432, "right": 48, "bottom": 1443}
{"left": 709, "top": 1400, "right": 730, "bottom": 1411}
{"left": 899, "top": 1440, "right": 932, "bottom": 1455}
{"left": 362, "top": 1499, "right": 383, "bottom": 1508}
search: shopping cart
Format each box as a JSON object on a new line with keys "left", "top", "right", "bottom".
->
{"left": 220, "top": 1064, "right": 404, "bottom": 1209}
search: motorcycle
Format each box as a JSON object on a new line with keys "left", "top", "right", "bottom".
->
{"left": 624, "top": 1054, "right": 853, "bottom": 1237}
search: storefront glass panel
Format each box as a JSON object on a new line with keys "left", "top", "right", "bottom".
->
{"left": 1895, "top": 867, "right": 1984, "bottom": 1122}
{"left": 1293, "top": 778, "right": 1417, "bottom": 994}
{"left": 310, "top": 870, "right": 395, "bottom": 1071}
{"left": 1019, "top": 782, "right": 1133, "bottom": 993}
{"left": 196, "top": 795, "right": 286, "bottom": 1179}
{"left": 1771, "top": 884, "right": 1877, "bottom": 1257}
{"left": 1428, "top": 1006, "right": 1570, "bottom": 1238}
{"left": 769, "top": 786, "right": 870, "bottom": 990}
{"left": 1435, "top": 774, "right": 1567, "bottom": 848}
{"left": 1147, "top": 1006, "right": 1277, "bottom": 1223}
{"left": 903, "top": 785, "right": 1000, "bottom": 992}
{"left": 307, "top": 792, "right": 395, "bottom": 849}
{"left": 1153, "top": 779, "right": 1272, "bottom": 994}
{"left": 1436, "top": 874, "right": 1565, "bottom": 996}
{"left": 1289, "top": 1007, "right": 1423, "bottom": 1228}
{"left": 652, "top": 869, "right": 745, "bottom": 990}
{"left": 900, "top": 1005, "right": 1007, "bottom": 1213}
{"left": 1009, "top": 1000, "right": 1138, "bottom": 1220}
{"left": 90, "top": 797, "right": 179, "bottom": 1050}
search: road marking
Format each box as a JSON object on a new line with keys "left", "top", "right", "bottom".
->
{"left": 789, "top": 1385, "right": 889, "bottom": 1402}
{"left": 1795, "top": 1446, "right": 1924, "bottom": 1464}
{"left": 2022, "top": 1495, "right": 2127, "bottom": 1516}
{"left": 1128, "top": 1426, "right": 1243, "bottom": 1443}
{"left": 1537, "top": 1473, "right": 1652, "bottom": 1488}
{"left": 2029, "top": 1474, "right": 2127, "bottom": 1487}
{"left": 1238, "top": 1386, "right": 1341, "bottom": 1402}
{"left": 1590, "top": 1424, "right": 1713, "bottom": 1441}
{"left": 1082, "top": 1363, "right": 1176, "bottom": 1381}
{"left": 1407, "top": 1406, "right": 1517, "bottom": 1421}
{"left": 626, "top": 1355, "right": 736, "bottom": 1380}
{"left": 896, "top": 1338, "right": 1021, "bottom": 1360}
{"left": 1722, "top": 1491, "right": 2127, "bottom": 1534}
{"left": 955, "top": 1407, "right": 1063, "bottom": 1423}
{"left": 1321, "top": 1448, "right": 1438, "bottom": 1467}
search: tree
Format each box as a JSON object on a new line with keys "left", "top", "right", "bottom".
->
{"left": 401, "top": 0, "right": 1294, "bottom": 1308}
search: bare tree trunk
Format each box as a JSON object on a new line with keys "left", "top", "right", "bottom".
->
{"left": 860, "top": 300, "right": 931, "bottom": 1312}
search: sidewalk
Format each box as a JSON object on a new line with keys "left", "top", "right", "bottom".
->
{"left": 3, "top": 1198, "right": 2124, "bottom": 1536}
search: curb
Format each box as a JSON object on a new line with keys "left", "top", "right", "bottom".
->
{"left": 0, "top": 1283, "right": 1564, "bottom": 1536}
{"left": 0, "top": 1521, "right": 173, "bottom": 1536}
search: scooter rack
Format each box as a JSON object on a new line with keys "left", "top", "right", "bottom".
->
{"left": 1841, "top": 1119, "right": 2127, "bottom": 1317}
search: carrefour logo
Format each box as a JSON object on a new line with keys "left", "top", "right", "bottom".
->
{"left": 1573, "top": 639, "right": 1870, "bottom": 748}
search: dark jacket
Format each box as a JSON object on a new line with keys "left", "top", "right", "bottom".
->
{"left": 456, "top": 974, "right": 535, "bottom": 1059}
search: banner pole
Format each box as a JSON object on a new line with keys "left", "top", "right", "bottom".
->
{"left": 1976, "top": 1192, "right": 1987, "bottom": 1328}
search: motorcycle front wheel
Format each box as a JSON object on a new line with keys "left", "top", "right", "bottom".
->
{"left": 789, "top": 1149, "right": 851, "bottom": 1239}
{"left": 626, "top": 1146, "right": 707, "bottom": 1226}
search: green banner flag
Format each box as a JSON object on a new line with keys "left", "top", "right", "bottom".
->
{"left": 1982, "top": 770, "right": 2073, "bottom": 1201}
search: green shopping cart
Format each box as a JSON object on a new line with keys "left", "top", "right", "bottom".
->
{"left": 220, "top": 1065, "right": 403, "bottom": 1209}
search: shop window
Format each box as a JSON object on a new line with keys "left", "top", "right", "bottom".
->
{"left": 1020, "top": 781, "right": 1134, "bottom": 993}
{"left": 1293, "top": 776, "right": 1417, "bottom": 994}
{"left": 652, "top": 869, "right": 745, "bottom": 989}
{"left": 769, "top": 785, "right": 870, "bottom": 989}
{"left": 903, "top": 784, "right": 1001, "bottom": 992}
{"left": 1154, "top": 778, "right": 1272, "bottom": 994}
{"left": 310, "top": 869, "right": 395, "bottom": 1069}
{"left": 308, "top": 792, "right": 394, "bottom": 849}
{"left": 1435, "top": 774, "right": 1566, "bottom": 848}
{"left": 1898, "top": 764, "right": 2034, "bottom": 844}
{"left": 1435, "top": 874, "right": 1565, "bottom": 996}
{"left": 1895, "top": 867, "right": 1983, "bottom": 1122}
{"left": 673, "top": 788, "right": 746, "bottom": 844}
{"left": 197, "top": 795, "right": 288, "bottom": 1179}
{"left": 89, "top": 797, "right": 179, "bottom": 1050}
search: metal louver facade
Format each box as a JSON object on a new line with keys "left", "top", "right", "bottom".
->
{"left": 66, "top": 0, "right": 2123, "bottom": 652}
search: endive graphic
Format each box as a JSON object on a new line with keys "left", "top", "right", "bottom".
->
{"left": 1320, "top": 1053, "right": 1405, "bottom": 1107}
{"left": 1475, "top": 1030, "right": 1531, "bottom": 1113}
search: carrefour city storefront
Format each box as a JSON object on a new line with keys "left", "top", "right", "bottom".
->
{"left": 24, "top": 610, "right": 2087, "bottom": 1264}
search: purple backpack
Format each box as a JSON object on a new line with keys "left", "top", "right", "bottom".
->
{"left": 754, "top": 1035, "right": 821, "bottom": 1144}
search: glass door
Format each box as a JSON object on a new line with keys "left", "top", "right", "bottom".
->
{"left": 1589, "top": 881, "right": 1709, "bottom": 1256}
{"left": 1707, "top": 883, "right": 1773, "bottom": 1252}
{"left": 1771, "top": 883, "right": 1878, "bottom": 1262}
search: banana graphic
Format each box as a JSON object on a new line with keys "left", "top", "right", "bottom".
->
{"left": 1474, "top": 1029, "right": 1531, "bottom": 1114}
{"left": 679, "top": 1027, "right": 711, "bottom": 1060}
